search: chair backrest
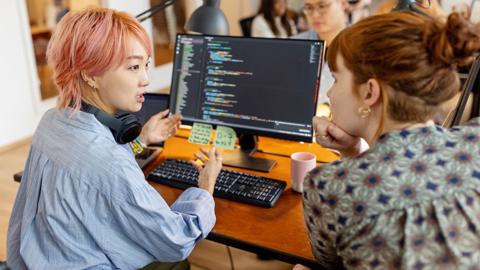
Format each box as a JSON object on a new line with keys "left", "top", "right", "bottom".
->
{"left": 446, "top": 55, "right": 480, "bottom": 127}
{"left": 441, "top": 90, "right": 473, "bottom": 127}
{"left": 239, "top": 16, "right": 256, "bottom": 37}
{"left": 0, "top": 261, "right": 11, "bottom": 270}
{"left": 14, "top": 171, "right": 23, "bottom": 182}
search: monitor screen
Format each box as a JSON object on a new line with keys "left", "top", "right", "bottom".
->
{"left": 169, "top": 34, "right": 324, "bottom": 142}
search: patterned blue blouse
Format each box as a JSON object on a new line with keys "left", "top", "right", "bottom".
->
{"left": 303, "top": 118, "right": 480, "bottom": 269}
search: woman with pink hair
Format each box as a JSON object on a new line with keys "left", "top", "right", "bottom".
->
{"left": 7, "top": 8, "right": 222, "bottom": 270}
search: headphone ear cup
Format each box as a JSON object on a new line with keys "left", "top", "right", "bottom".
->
{"left": 80, "top": 102, "right": 142, "bottom": 144}
{"left": 115, "top": 113, "right": 142, "bottom": 144}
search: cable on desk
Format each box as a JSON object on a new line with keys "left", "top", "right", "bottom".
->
{"left": 226, "top": 245, "right": 235, "bottom": 270}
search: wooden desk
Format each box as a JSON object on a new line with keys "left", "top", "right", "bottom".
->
{"left": 144, "top": 133, "right": 339, "bottom": 269}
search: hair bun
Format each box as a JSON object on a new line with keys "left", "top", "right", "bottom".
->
{"left": 425, "top": 12, "right": 480, "bottom": 67}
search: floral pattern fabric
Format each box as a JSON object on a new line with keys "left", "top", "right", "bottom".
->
{"left": 303, "top": 118, "right": 480, "bottom": 269}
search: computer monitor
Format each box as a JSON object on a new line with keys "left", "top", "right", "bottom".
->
{"left": 451, "top": 55, "right": 480, "bottom": 127}
{"left": 169, "top": 34, "right": 325, "bottom": 171}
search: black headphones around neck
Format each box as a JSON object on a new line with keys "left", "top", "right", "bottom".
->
{"left": 81, "top": 102, "right": 142, "bottom": 144}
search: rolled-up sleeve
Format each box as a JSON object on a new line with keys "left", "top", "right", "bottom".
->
{"left": 171, "top": 187, "right": 216, "bottom": 238}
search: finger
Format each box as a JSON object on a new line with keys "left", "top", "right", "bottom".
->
{"left": 214, "top": 147, "right": 222, "bottom": 159}
{"left": 199, "top": 147, "right": 210, "bottom": 157}
{"left": 313, "top": 117, "right": 330, "bottom": 136}
{"left": 317, "top": 139, "right": 342, "bottom": 151}
{"left": 189, "top": 160, "right": 203, "bottom": 171}
{"left": 167, "top": 114, "right": 182, "bottom": 125}
{"left": 194, "top": 153, "right": 208, "bottom": 163}
{"left": 316, "top": 130, "right": 344, "bottom": 149}
{"left": 152, "top": 109, "right": 170, "bottom": 120}
{"left": 208, "top": 147, "right": 216, "bottom": 161}
{"left": 171, "top": 114, "right": 182, "bottom": 123}
{"left": 326, "top": 124, "right": 353, "bottom": 143}
{"left": 316, "top": 132, "right": 332, "bottom": 142}
{"left": 312, "top": 116, "right": 321, "bottom": 126}
{"left": 158, "top": 120, "right": 178, "bottom": 133}
{"left": 312, "top": 116, "right": 330, "bottom": 129}
{"left": 160, "top": 120, "right": 175, "bottom": 130}
{"left": 316, "top": 134, "right": 334, "bottom": 148}
{"left": 160, "top": 114, "right": 180, "bottom": 126}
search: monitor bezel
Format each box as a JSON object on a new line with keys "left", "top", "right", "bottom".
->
{"left": 168, "top": 33, "right": 325, "bottom": 143}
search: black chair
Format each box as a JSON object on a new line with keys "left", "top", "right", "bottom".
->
{"left": 447, "top": 54, "right": 480, "bottom": 127}
{"left": 239, "top": 16, "right": 256, "bottom": 37}
{"left": 0, "top": 261, "right": 10, "bottom": 270}
{"left": 13, "top": 171, "right": 22, "bottom": 182}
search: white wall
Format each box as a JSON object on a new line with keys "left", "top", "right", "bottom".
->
{"left": 0, "top": 1, "right": 44, "bottom": 148}
{"left": 103, "top": 0, "right": 174, "bottom": 93}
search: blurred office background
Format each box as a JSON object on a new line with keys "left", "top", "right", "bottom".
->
{"left": 1, "top": 0, "right": 478, "bottom": 149}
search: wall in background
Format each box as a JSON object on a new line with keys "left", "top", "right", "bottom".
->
{"left": 0, "top": 1, "right": 41, "bottom": 149}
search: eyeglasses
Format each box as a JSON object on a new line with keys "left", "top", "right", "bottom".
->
{"left": 302, "top": 1, "right": 333, "bottom": 16}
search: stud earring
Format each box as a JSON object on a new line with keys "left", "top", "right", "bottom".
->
{"left": 358, "top": 106, "right": 371, "bottom": 119}
{"left": 83, "top": 78, "right": 96, "bottom": 90}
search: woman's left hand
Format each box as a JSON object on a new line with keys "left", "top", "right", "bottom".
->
{"left": 313, "top": 116, "right": 361, "bottom": 157}
{"left": 140, "top": 109, "right": 182, "bottom": 145}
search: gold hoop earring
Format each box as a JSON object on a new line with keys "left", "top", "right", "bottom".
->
{"left": 358, "top": 106, "right": 371, "bottom": 119}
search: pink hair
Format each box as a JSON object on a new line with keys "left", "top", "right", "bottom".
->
{"left": 46, "top": 8, "right": 153, "bottom": 112}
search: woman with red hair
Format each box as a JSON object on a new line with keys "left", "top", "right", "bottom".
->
{"left": 305, "top": 11, "right": 480, "bottom": 269}
{"left": 7, "top": 8, "right": 222, "bottom": 270}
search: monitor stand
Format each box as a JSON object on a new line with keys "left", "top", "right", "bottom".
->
{"left": 222, "top": 134, "right": 277, "bottom": 172}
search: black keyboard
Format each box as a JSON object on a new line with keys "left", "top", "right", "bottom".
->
{"left": 147, "top": 159, "right": 286, "bottom": 207}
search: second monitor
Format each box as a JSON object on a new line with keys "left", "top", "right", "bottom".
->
{"left": 170, "top": 34, "right": 325, "bottom": 171}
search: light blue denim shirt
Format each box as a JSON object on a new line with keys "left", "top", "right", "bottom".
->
{"left": 7, "top": 108, "right": 216, "bottom": 270}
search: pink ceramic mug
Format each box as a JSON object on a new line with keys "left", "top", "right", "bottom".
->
{"left": 290, "top": 152, "right": 317, "bottom": 193}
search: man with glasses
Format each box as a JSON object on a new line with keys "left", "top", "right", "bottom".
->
{"left": 292, "top": 0, "right": 347, "bottom": 107}
{"left": 294, "top": 0, "right": 347, "bottom": 44}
